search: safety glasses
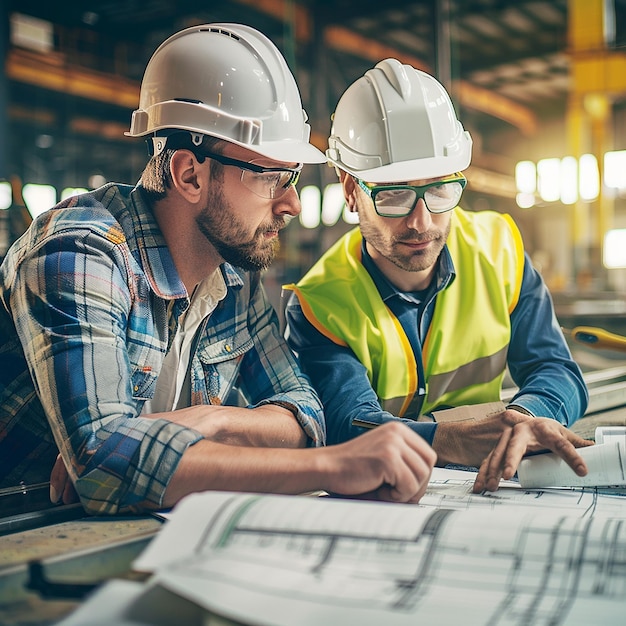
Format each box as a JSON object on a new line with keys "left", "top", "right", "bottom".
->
{"left": 199, "top": 151, "right": 303, "bottom": 199}
{"left": 357, "top": 174, "right": 467, "bottom": 216}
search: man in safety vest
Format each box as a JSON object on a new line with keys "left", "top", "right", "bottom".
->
{"left": 285, "top": 59, "right": 592, "bottom": 493}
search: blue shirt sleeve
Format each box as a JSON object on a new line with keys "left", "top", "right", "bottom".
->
{"left": 284, "top": 293, "right": 437, "bottom": 446}
{"left": 285, "top": 250, "right": 588, "bottom": 444}
{"left": 505, "top": 253, "right": 588, "bottom": 425}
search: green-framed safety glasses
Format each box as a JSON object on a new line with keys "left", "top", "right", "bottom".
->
{"left": 357, "top": 174, "right": 467, "bottom": 217}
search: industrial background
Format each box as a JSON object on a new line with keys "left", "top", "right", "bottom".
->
{"left": 3, "top": 0, "right": 626, "bottom": 359}
{"left": 3, "top": 6, "right": 626, "bottom": 618}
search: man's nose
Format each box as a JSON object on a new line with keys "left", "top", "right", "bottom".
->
{"left": 272, "top": 185, "right": 301, "bottom": 217}
{"left": 404, "top": 198, "right": 432, "bottom": 231}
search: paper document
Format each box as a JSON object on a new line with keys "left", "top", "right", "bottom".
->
{"left": 131, "top": 471, "right": 626, "bottom": 626}
{"left": 596, "top": 425, "right": 626, "bottom": 445}
{"left": 517, "top": 426, "right": 626, "bottom": 489}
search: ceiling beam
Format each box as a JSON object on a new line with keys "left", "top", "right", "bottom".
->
{"left": 324, "top": 26, "right": 537, "bottom": 135}
{"left": 231, "top": 0, "right": 538, "bottom": 133}
{"left": 232, "top": 0, "right": 312, "bottom": 41}
{"left": 324, "top": 26, "right": 430, "bottom": 71}
{"left": 456, "top": 81, "right": 537, "bottom": 135}
{"left": 7, "top": 2, "right": 539, "bottom": 136}
{"left": 5, "top": 48, "right": 139, "bottom": 110}
{"left": 6, "top": 33, "right": 537, "bottom": 137}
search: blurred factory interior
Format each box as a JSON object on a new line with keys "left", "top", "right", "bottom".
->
{"left": 3, "top": 0, "right": 626, "bottom": 378}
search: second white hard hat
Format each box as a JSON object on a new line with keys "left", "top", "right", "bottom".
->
{"left": 127, "top": 23, "right": 326, "bottom": 164}
{"left": 326, "top": 58, "right": 472, "bottom": 182}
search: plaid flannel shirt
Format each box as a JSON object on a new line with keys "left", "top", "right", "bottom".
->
{"left": 0, "top": 183, "right": 325, "bottom": 515}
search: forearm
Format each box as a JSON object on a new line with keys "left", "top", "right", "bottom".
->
{"left": 148, "top": 404, "right": 308, "bottom": 448}
{"left": 506, "top": 361, "right": 588, "bottom": 425}
{"left": 162, "top": 440, "right": 326, "bottom": 506}
{"left": 163, "top": 421, "right": 438, "bottom": 508}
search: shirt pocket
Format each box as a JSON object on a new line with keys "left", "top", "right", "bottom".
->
{"left": 196, "top": 328, "right": 254, "bottom": 364}
{"left": 130, "top": 365, "right": 160, "bottom": 400}
{"left": 195, "top": 329, "right": 254, "bottom": 405}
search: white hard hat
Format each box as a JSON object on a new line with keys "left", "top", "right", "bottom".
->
{"left": 127, "top": 23, "right": 325, "bottom": 164}
{"left": 326, "top": 58, "right": 472, "bottom": 182}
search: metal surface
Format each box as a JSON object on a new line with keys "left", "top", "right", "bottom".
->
{"left": 0, "top": 514, "right": 161, "bottom": 625}
{"left": 0, "top": 503, "right": 86, "bottom": 537}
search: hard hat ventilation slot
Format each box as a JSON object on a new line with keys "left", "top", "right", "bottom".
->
{"left": 206, "top": 27, "right": 240, "bottom": 41}
{"left": 174, "top": 98, "right": 204, "bottom": 105}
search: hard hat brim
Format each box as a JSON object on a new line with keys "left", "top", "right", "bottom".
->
{"left": 249, "top": 140, "right": 327, "bottom": 165}
{"left": 328, "top": 154, "right": 471, "bottom": 184}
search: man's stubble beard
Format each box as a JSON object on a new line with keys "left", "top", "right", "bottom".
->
{"left": 196, "top": 186, "right": 283, "bottom": 272}
{"left": 359, "top": 215, "right": 451, "bottom": 274}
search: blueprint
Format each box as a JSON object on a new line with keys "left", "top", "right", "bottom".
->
{"left": 133, "top": 468, "right": 626, "bottom": 626}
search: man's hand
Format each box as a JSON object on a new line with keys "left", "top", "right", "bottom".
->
{"left": 50, "top": 454, "right": 79, "bottom": 504}
{"left": 320, "top": 421, "right": 437, "bottom": 503}
{"left": 431, "top": 409, "right": 594, "bottom": 493}
{"left": 472, "top": 417, "right": 593, "bottom": 493}
{"left": 162, "top": 420, "right": 436, "bottom": 508}
{"left": 432, "top": 408, "right": 533, "bottom": 467}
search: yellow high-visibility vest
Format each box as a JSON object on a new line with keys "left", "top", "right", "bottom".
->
{"left": 285, "top": 208, "right": 525, "bottom": 417}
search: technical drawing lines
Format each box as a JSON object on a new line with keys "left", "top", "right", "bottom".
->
{"left": 488, "top": 515, "right": 626, "bottom": 625}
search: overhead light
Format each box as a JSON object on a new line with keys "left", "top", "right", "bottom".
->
{"left": 537, "top": 158, "right": 560, "bottom": 202}
{"left": 579, "top": 154, "right": 599, "bottom": 201}
{"left": 88, "top": 174, "right": 107, "bottom": 189}
{"left": 61, "top": 188, "right": 88, "bottom": 200}
{"left": 515, "top": 192, "right": 535, "bottom": 209}
{"left": 605, "top": 151, "right": 626, "bottom": 190}
{"left": 0, "top": 182, "right": 11, "bottom": 211}
{"left": 23, "top": 184, "right": 56, "bottom": 219}
{"left": 604, "top": 229, "right": 626, "bottom": 268}
{"left": 515, "top": 161, "right": 536, "bottom": 194}
{"left": 560, "top": 156, "right": 578, "bottom": 205}
{"left": 82, "top": 12, "right": 100, "bottom": 26}
{"left": 299, "top": 186, "right": 321, "bottom": 229}
{"left": 10, "top": 13, "right": 53, "bottom": 53}
{"left": 321, "top": 184, "right": 345, "bottom": 227}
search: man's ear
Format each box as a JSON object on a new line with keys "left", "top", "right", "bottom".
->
{"left": 169, "top": 150, "right": 203, "bottom": 203}
{"left": 340, "top": 171, "right": 358, "bottom": 212}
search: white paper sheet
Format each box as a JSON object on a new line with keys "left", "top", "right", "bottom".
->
{"left": 63, "top": 467, "right": 626, "bottom": 626}
{"left": 517, "top": 427, "right": 626, "bottom": 488}
{"left": 137, "top": 486, "right": 626, "bottom": 626}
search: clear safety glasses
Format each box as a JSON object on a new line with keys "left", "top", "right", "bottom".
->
{"left": 357, "top": 174, "right": 467, "bottom": 217}
{"left": 199, "top": 151, "right": 302, "bottom": 199}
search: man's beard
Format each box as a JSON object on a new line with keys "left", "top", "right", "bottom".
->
{"left": 196, "top": 188, "right": 284, "bottom": 271}
{"left": 359, "top": 211, "right": 451, "bottom": 274}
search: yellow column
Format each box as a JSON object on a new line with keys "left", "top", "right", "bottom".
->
{"left": 567, "top": 0, "right": 626, "bottom": 287}
{"left": 566, "top": 93, "right": 588, "bottom": 282}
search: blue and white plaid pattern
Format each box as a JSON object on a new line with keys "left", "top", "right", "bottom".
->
{"left": 0, "top": 183, "right": 325, "bottom": 514}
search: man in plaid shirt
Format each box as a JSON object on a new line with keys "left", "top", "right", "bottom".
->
{"left": 0, "top": 24, "right": 437, "bottom": 515}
